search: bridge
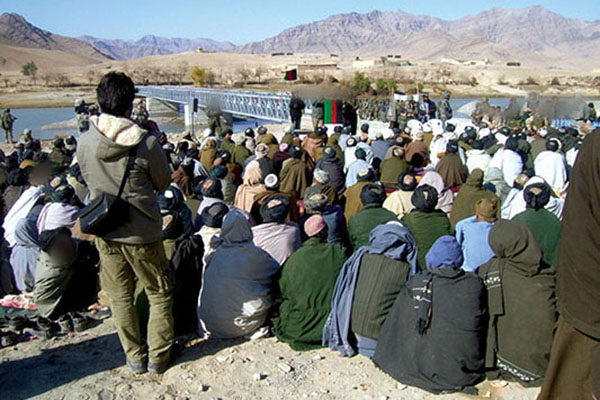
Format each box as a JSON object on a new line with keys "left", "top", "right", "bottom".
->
{"left": 136, "top": 86, "right": 297, "bottom": 126}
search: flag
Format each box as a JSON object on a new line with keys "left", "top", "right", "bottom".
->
{"left": 324, "top": 99, "right": 343, "bottom": 124}
{"left": 284, "top": 69, "right": 297, "bottom": 81}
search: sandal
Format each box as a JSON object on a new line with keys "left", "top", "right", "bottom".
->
{"left": 70, "top": 313, "right": 89, "bottom": 333}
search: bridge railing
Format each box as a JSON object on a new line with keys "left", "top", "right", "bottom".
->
{"left": 137, "top": 86, "right": 295, "bottom": 122}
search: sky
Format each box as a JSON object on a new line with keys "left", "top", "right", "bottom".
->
{"left": 2, "top": 0, "right": 598, "bottom": 44}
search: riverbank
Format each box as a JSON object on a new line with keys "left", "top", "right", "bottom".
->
{"left": 0, "top": 88, "right": 96, "bottom": 109}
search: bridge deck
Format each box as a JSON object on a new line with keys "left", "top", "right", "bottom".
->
{"left": 136, "top": 86, "right": 294, "bottom": 123}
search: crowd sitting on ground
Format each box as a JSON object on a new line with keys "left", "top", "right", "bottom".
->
{"left": 0, "top": 71, "right": 597, "bottom": 398}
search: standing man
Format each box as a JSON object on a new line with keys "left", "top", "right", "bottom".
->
{"left": 1, "top": 108, "right": 16, "bottom": 143}
{"left": 77, "top": 72, "right": 174, "bottom": 375}
{"left": 312, "top": 99, "right": 325, "bottom": 130}
{"left": 132, "top": 99, "right": 149, "bottom": 125}
{"left": 439, "top": 92, "right": 453, "bottom": 124}
{"left": 418, "top": 93, "right": 437, "bottom": 123}
{"left": 74, "top": 99, "right": 90, "bottom": 134}
{"left": 289, "top": 93, "right": 305, "bottom": 131}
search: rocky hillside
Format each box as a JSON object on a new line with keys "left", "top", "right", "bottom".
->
{"left": 235, "top": 6, "right": 600, "bottom": 64}
{"left": 79, "top": 35, "right": 236, "bottom": 60}
{"left": 0, "top": 12, "right": 112, "bottom": 60}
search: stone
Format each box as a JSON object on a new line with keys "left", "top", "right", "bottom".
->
{"left": 253, "top": 373, "right": 266, "bottom": 381}
{"left": 198, "top": 384, "right": 210, "bottom": 392}
{"left": 312, "top": 355, "right": 324, "bottom": 361}
{"left": 215, "top": 355, "right": 229, "bottom": 363}
{"left": 277, "top": 363, "right": 293, "bottom": 373}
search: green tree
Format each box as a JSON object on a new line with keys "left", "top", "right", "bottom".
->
{"left": 353, "top": 72, "right": 371, "bottom": 93}
{"left": 21, "top": 61, "right": 38, "bottom": 84}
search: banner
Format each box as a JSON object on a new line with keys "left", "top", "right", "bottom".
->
{"left": 324, "top": 100, "right": 343, "bottom": 124}
{"left": 284, "top": 69, "right": 297, "bottom": 81}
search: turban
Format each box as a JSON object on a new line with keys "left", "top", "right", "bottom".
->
{"left": 411, "top": 184, "right": 438, "bottom": 212}
{"left": 50, "top": 184, "right": 75, "bottom": 204}
{"left": 313, "top": 169, "right": 329, "bottom": 184}
{"left": 289, "top": 145, "right": 303, "bottom": 159}
{"left": 425, "top": 235, "right": 464, "bottom": 270}
{"left": 210, "top": 165, "right": 228, "bottom": 180}
{"left": 201, "top": 178, "right": 223, "bottom": 199}
{"left": 260, "top": 195, "right": 290, "bottom": 223}
{"left": 162, "top": 211, "right": 183, "bottom": 240}
{"left": 202, "top": 202, "right": 229, "bottom": 228}
{"left": 475, "top": 198, "right": 498, "bottom": 222}
{"left": 355, "top": 148, "right": 367, "bottom": 160}
{"left": 304, "top": 215, "right": 326, "bottom": 237}
{"left": 398, "top": 172, "right": 417, "bottom": 192}
{"left": 264, "top": 173, "right": 279, "bottom": 190}
{"left": 446, "top": 141, "right": 459, "bottom": 154}
{"left": 323, "top": 146, "right": 336, "bottom": 159}
{"left": 524, "top": 182, "right": 551, "bottom": 211}
{"left": 304, "top": 193, "right": 328, "bottom": 214}
{"left": 357, "top": 168, "right": 374, "bottom": 182}
{"left": 360, "top": 184, "right": 386, "bottom": 206}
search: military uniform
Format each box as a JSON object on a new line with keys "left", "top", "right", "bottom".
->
{"left": 132, "top": 104, "right": 149, "bottom": 125}
{"left": 439, "top": 98, "right": 453, "bottom": 121}
{"left": 1, "top": 110, "right": 16, "bottom": 143}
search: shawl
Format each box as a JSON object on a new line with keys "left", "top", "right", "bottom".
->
{"left": 234, "top": 162, "right": 265, "bottom": 213}
{"left": 450, "top": 169, "right": 500, "bottom": 227}
{"left": 555, "top": 129, "right": 600, "bottom": 338}
{"left": 504, "top": 176, "right": 564, "bottom": 220}
{"left": 200, "top": 139, "right": 218, "bottom": 170}
{"left": 322, "top": 223, "right": 418, "bottom": 357}
{"left": 534, "top": 151, "right": 568, "bottom": 192}
{"left": 405, "top": 140, "right": 428, "bottom": 168}
{"left": 483, "top": 167, "right": 512, "bottom": 204}
{"left": 171, "top": 164, "right": 194, "bottom": 197}
{"left": 418, "top": 172, "right": 454, "bottom": 215}
{"left": 343, "top": 181, "right": 370, "bottom": 221}
{"left": 314, "top": 157, "right": 345, "bottom": 194}
{"left": 402, "top": 209, "right": 453, "bottom": 270}
{"left": 279, "top": 158, "right": 309, "bottom": 198}
{"left": 10, "top": 217, "right": 40, "bottom": 292}
{"left": 3, "top": 186, "right": 46, "bottom": 247}
{"left": 345, "top": 159, "right": 372, "bottom": 188}
{"left": 380, "top": 157, "right": 409, "bottom": 186}
{"left": 36, "top": 203, "right": 79, "bottom": 234}
{"left": 198, "top": 210, "right": 280, "bottom": 338}
{"left": 478, "top": 220, "right": 555, "bottom": 384}
{"left": 435, "top": 153, "right": 467, "bottom": 189}
{"left": 251, "top": 222, "right": 301, "bottom": 265}
{"left": 383, "top": 189, "right": 415, "bottom": 219}
{"left": 513, "top": 208, "right": 561, "bottom": 268}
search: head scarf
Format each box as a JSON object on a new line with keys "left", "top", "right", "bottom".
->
{"left": 212, "top": 210, "right": 253, "bottom": 247}
{"left": 426, "top": 235, "right": 464, "bottom": 270}
{"left": 524, "top": 182, "right": 551, "bottom": 210}
{"left": 304, "top": 215, "right": 326, "bottom": 237}
{"left": 259, "top": 195, "right": 290, "bottom": 223}
{"left": 398, "top": 172, "right": 417, "bottom": 192}
{"left": 360, "top": 184, "right": 386, "bottom": 206}
{"left": 201, "top": 202, "right": 229, "bottom": 228}
{"left": 411, "top": 185, "right": 439, "bottom": 212}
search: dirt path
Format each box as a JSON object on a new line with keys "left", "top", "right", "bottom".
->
{"left": 0, "top": 318, "right": 540, "bottom": 400}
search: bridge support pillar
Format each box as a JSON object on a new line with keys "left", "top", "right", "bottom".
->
{"left": 183, "top": 102, "right": 194, "bottom": 127}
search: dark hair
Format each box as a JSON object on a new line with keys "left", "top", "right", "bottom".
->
{"left": 96, "top": 72, "right": 136, "bottom": 117}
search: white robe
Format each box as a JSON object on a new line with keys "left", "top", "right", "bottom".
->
{"left": 534, "top": 151, "right": 568, "bottom": 191}
{"left": 466, "top": 150, "right": 491, "bottom": 174}
{"left": 504, "top": 177, "right": 565, "bottom": 220}
{"left": 489, "top": 148, "right": 523, "bottom": 187}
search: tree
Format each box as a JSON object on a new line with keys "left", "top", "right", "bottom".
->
{"left": 190, "top": 67, "right": 207, "bottom": 86}
{"left": 54, "top": 73, "right": 71, "bottom": 87}
{"left": 86, "top": 70, "right": 97, "bottom": 86}
{"left": 255, "top": 66, "right": 267, "bottom": 83}
{"left": 237, "top": 67, "right": 251, "bottom": 84}
{"left": 41, "top": 73, "right": 52, "bottom": 87}
{"left": 21, "top": 61, "right": 38, "bottom": 84}
{"left": 375, "top": 78, "right": 397, "bottom": 95}
{"left": 174, "top": 62, "right": 189, "bottom": 85}
{"left": 353, "top": 72, "right": 371, "bottom": 93}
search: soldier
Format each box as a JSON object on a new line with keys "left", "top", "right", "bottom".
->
{"left": 132, "top": 99, "right": 149, "bottom": 125}
{"left": 18, "top": 128, "right": 33, "bottom": 145}
{"left": 312, "top": 99, "right": 325, "bottom": 130}
{"left": 74, "top": 99, "right": 90, "bottom": 134}
{"left": 587, "top": 102, "right": 597, "bottom": 122}
{"left": 288, "top": 94, "right": 305, "bottom": 130}
{"left": 1, "top": 108, "right": 16, "bottom": 143}
{"left": 439, "top": 92, "right": 453, "bottom": 123}
{"left": 405, "top": 96, "right": 418, "bottom": 120}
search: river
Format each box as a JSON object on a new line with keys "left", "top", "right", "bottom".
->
{"left": 3, "top": 96, "right": 596, "bottom": 141}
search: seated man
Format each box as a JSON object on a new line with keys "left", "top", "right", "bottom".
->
{"left": 304, "top": 193, "right": 348, "bottom": 249}
{"left": 252, "top": 195, "right": 301, "bottom": 265}
{"left": 348, "top": 184, "right": 397, "bottom": 251}
{"left": 198, "top": 210, "right": 280, "bottom": 339}
{"left": 374, "top": 236, "right": 486, "bottom": 395}
{"left": 273, "top": 215, "right": 347, "bottom": 350}
{"left": 34, "top": 227, "right": 99, "bottom": 331}
{"left": 455, "top": 198, "right": 497, "bottom": 272}
{"left": 478, "top": 220, "right": 557, "bottom": 385}
{"left": 324, "top": 222, "right": 418, "bottom": 358}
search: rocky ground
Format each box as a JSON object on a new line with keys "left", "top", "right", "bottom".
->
{"left": 0, "top": 318, "right": 540, "bottom": 400}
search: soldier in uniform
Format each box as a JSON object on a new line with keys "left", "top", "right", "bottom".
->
{"left": 132, "top": 99, "right": 149, "bottom": 125}
{"left": 587, "top": 102, "right": 597, "bottom": 122}
{"left": 439, "top": 92, "right": 453, "bottom": 124}
{"left": 405, "top": 96, "right": 418, "bottom": 120}
{"left": 418, "top": 93, "right": 437, "bottom": 123}
{"left": 312, "top": 99, "right": 325, "bottom": 130}
{"left": 1, "top": 108, "right": 16, "bottom": 143}
{"left": 74, "top": 99, "right": 90, "bottom": 134}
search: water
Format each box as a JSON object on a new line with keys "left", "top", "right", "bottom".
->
{"left": 4, "top": 96, "right": 597, "bottom": 141}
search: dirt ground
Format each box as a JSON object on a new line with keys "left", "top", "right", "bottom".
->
{"left": 0, "top": 317, "right": 540, "bottom": 400}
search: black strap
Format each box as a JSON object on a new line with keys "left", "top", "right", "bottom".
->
{"left": 116, "top": 146, "right": 138, "bottom": 200}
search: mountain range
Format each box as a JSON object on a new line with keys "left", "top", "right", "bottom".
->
{"left": 78, "top": 35, "right": 235, "bottom": 60}
{"left": 236, "top": 6, "right": 600, "bottom": 63}
{"left": 1, "top": 7, "right": 600, "bottom": 67}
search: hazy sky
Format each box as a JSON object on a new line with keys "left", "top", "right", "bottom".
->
{"left": 2, "top": 0, "right": 598, "bottom": 44}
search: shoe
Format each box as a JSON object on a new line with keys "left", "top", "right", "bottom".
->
{"left": 70, "top": 313, "right": 88, "bottom": 333}
{"left": 148, "top": 356, "right": 171, "bottom": 374}
{"left": 23, "top": 327, "right": 53, "bottom": 340}
{"left": 58, "top": 315, "right": 73, "bottom": 333}
{"left": 126, "top": 359, "right": 147, "bottom": 375}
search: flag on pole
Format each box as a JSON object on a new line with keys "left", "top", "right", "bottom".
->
{"left": 284, "top": 69, "right": 297, "bottom": 81}
{"left": 324, "top": 99, "right": 343, "bottom": 124}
